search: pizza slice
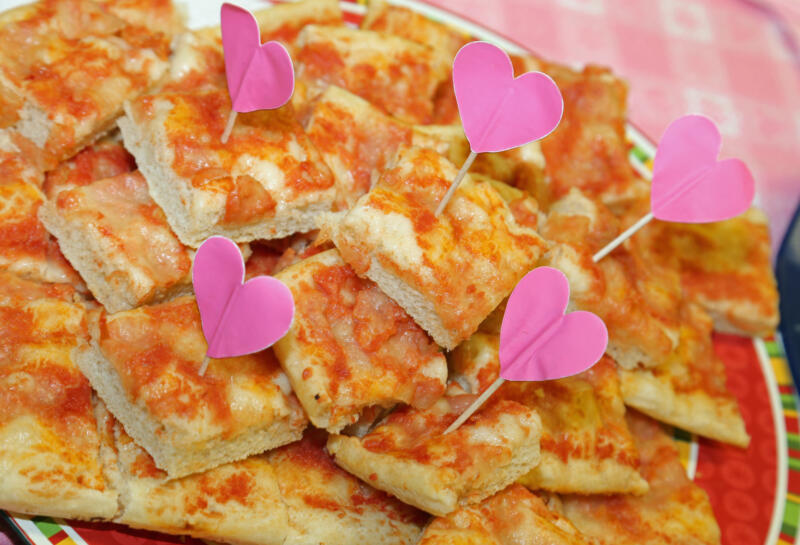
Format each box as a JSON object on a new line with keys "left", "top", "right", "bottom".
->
{"left": 327, "top": 383, "right": 542, "bottom": 516}
{"left": 42, "top": 136, "right": 135, "bottom": 198}
{"left": 295, "top": 25, "right": 450, "bottom": 124}
{"left": 540, "top": 189, "right": 681, "bottom": 370}
{"left": 618, "top": 301, "right": 749, "bottom": 447}
{"left": 39, "top": 171, "right": 196, "bottom": 312}
{"left": 558, "top": 410, "right": 721, "bottom": 545}
{"left": 450, "top": 332, "right": 648, "bottom": 495}
{"left": 98, "top": 400, "right": 426, "bottom": 545}
{"left": 0, "top": 0, "right": 182, "bottom": 170}
{"left": 0, "top": 275, "right": 117, "bottom": 520}
{"left": 418, "top": 484, "right": 591, "bottom": 545}
{"left": 321, "top": 146, "right": 547, "bottom": 349}
{"left": 74, "top": 295, "right": 308, "bottom": 478}
{"left": 119, "top": 39, "right": 337, "bottom": 247}
{"left": 646, "top": 208, "right": 779, "bottom": 337}
{"left": 273, "top": 249, "right": 447, "bottom": 432}
{"left": 305, "top": 86, "right": 465, "bottom": 209}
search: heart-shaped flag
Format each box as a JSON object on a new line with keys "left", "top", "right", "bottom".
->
{"left": 499, "top": 267, "right": 608, "bottom": 381}
{"left": 221, "top": 3, "right": 295, "bottom": 113}
{"left": 651, "top": 114, "right": 755, "bottom": 223}
{"left": 193, "top": 236, "right": 294, "bottom": 358}
{"left": 452, "top": 41, "right": 563, "bottom": 153}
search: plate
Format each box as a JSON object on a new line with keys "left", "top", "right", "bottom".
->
{"left": 2, "top": 1, "right": 798, "bottom": 544}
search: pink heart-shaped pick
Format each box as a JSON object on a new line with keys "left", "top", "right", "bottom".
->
{"left": 499, "top": 267, "right": 608, "bottom": 382}
{"left": 651, "top": 114, "right": 755, "bottom": 223}
{"left": 452, "top": 41, "right": 563, "bottom": 153}
{"left": 193, "top": 236, "right": 294, "bottom": 358}
{"left": 221, "top": 3, "right": 295, "bottom": 112}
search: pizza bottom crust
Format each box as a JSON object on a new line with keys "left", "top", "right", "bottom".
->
{"left": 619, "top": 368, "right": 749, "bottom": 448}
{"left": 75, "top": 338, "right": 305, "bottom": 479}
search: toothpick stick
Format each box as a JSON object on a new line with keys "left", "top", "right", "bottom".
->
{"left": 199, "top": 355, "right": 212, "bottom": 376}
{"left": 444, "top": 376, "right": 505, "bottom": 434}
{"left": 591, "top": 212, "right": 654, "bottom": 262}
{"left": 435, "top": 150, "right": 478, "bottom": 217}
{"left": 221, "top": 110, "right": 237, "bottom": 144}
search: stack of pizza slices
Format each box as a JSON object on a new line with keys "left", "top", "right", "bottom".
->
{"left": 0, "top": 0, "right": 780, "bottom": 544}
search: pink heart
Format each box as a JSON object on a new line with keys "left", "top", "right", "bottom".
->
{"left": 499, "top": 267, "right": 608, "bottom": 382}
{"left": 221, "top": 3, "right": 295, "bottom": 113}
{"left": 193, "top": 236, "right": 294, "bottom": 358}
{"left": 452, "top": 41, "right": 563, "bottom": 153}
{"left": 651, "top": 114, "right": 755, "bottom": 223}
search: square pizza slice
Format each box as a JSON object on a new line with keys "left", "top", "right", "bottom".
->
{"left": 327, "top": 383, "right": 542, "bottom": 517}
{"left": 321, "top": 146, "right": 547, "bottom": 349}
{"left": 0, "top": 0, "right": 182, "bottom": 170}
{"left": 540, "top": 189, "right": 681, "bottom": 370}
{"left": 647, "top": 208, "right": 779, "bottom": 337}
{"left": 0, "top": 274, "right": 117, "bottom": 520}
{"left": 418, "top": 484, "right": 591, "bottom": 545}
{"left": 295, "top": 25, "right": 450, "bottom": 124}
{"left": 98, "top": 401, "right": 427, "bottom": 545}
{"left": 119, "top": 82, "right": 336, "bottom": 247}
{"left": 618, "top": 301, "right": 750, "bottom": 447}
{"left": 273, "top": 248, "right": 447, "bottom": 432}
{"left": 74, "top": 295, "right": 308, "bottom": 478}
{"left": 450, "top": 332, "right": 648, "bottom": 495}
{"left": 39, "top": 171, "right": 195, "bottom": 313}
{"left": 558, "top": 410, "right": 721, "bottom": 545}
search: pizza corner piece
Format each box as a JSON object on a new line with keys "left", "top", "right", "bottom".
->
{"left": 450, "top": 332, "right": 649, "bottom": 496}
{"left": 99, "top": 402, "right": 427, "bottom": 545}
{"left": 327, "top": 382, "right": 542, "bottom": 517}
{"left": 418, "top": 484, "right": 591, "bottom": 545}
{"left": 73, "top": 295, "right": 308, "bottom": 479}
{"left": 557, "top": 410, "right": 722, "bottom": 545}
{"left": 322, "top": 145, "right": 548, "bottom": 350}
{"left": 273, "top": 248, "right": 447, "bottom": 433}
{"left": 0, "top": 0, "right": 183, "bottom": 171}
{"left": 0, "top": 274, "right": 117, "bottom": 520}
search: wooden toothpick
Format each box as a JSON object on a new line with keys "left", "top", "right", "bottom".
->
{"left": 591, "top": 212, "right": 654, "bottom": 262}
{"left": 221, "top": 110, "right": 238, "bottom": 144}
{"left": 443, "top": 376, "right": 505, "bottom": 434}
{"left": 435, "top": 150, "right": 478, "bottom": 217}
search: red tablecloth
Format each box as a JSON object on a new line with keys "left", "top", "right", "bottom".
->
{"left": 428, "top": 0, "right": 800, "bottom": 253}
